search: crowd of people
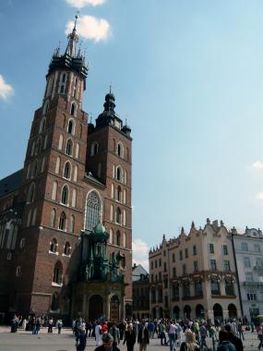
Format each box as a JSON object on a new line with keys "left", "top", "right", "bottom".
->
{"left": 9, "top": 314, "right": 263, "bottom": 351}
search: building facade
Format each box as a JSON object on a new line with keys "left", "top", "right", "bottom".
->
{"left": 149, "top": 219, "right": 241, "bottom": 322}
{"left": 132, "top": 264, "right": 150, "bottom": 320}
{"left": 232, "top": 227, "right": 263, "bottom": 322}
{"left": 0, "top": 19, "right": 132, "bottom": 322}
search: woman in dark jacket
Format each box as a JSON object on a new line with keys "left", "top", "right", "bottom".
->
{"left": 123, "top": 324, "right": 136, "bottom": 351}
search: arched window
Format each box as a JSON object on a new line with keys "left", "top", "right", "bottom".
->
{"left": 66, "top": 139, "right": 73, "bottom": 156}
{"left": 116, "top": 166, "right": 123, "bottom": 182}
{"left": 50, "top": 209, "right": 56, "bottom": 227}
{"left": 85, "top": 191, "right": 101, "bottom": 231}
{"left": 58, "top": 135, "right": 63, "bottom": 150}
{"left": 51, "top": 181, "right": 57, "bottom": 201}
{"left": 63, "top": 161, "right": 71, "bottom": 179}
{"left": 59, "top": 72, "right": 67, "bottom": 94}
{"left": 117, "top": 186, "right": 122, "bottom": 202}
{"left": 59, "top": 212, "right": 66, "bottom": 231}
{"left": 53, "top": 261, "right": 63, "bottom": 285}
{"left": 50, "top": 238, "right": 58, "bottom": 253}
{"left": 117, "top": 142, "right": 124, "bottom": 158}
{"left": 61, "top": 185, "right": 69, "bottom": 205}
{"left": 116, "top": 207, "right": 122, "bottom": 224}
{"left": 116, "top": 230, "right": 121, "bottom": 246}
{"left": 64, "top": 241, "right": 71, "bottom": 256}
{"left": 70, "top": 102, "right": 76, "bottom": 116}
{"left": 27, "top": 183, "right": 35, "bottom": 203}
{"left": 55, "top": 157, "right": 60, "bottom": 174}
{"left": 67, "top": 119, "right": 75, "bottom": 135}
{"left": 90, "top": 142, "right": 99, "bottom": 156}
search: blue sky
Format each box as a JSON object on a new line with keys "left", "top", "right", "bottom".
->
{"left": 1, "top": 0, "right": 263, "bottom": 269}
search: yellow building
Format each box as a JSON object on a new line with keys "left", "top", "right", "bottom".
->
{"left": 149, "top": 219, "right": 241, "bottom": 323}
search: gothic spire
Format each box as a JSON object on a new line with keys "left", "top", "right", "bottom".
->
{"left": 65, "top": 15, "right": 79, "bottom": 57}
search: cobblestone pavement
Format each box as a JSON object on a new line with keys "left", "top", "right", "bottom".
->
{"left": 0, "top": 327, "right": 260, "bottom": 351}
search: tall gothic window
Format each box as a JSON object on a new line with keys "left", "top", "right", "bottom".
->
{"left": 53, "top": 261, "right": 63, "bottom": 285}
{"left": 85, "top": 191, "right": 101, "bottom": 231}
{"left": 63, "top": 162, "right": 71, "bottom": 179}
{"left": 50, "top": 238, "right": 58, "bottom": 253}
{"left": 66, "top": 139, "right": 73, "bottom": 156}
{"left": 67, "top": 119, "right": 75, "bottom": 135}
{"left": 61, "top": 185, "right": 69, "bottom": 205}
{"left": 59, "top": 212, "right": 66, "bottom": 231}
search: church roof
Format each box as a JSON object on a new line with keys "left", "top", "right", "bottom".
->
{"left": 0, "top": 169, "right": 23, "bottom": 198}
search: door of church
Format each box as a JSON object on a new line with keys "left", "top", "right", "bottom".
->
{"left": 110, "top": 295, "right": 120, "bottom": 322}
{"left": 89, "top": 295, "right": 103, "bottom": 321}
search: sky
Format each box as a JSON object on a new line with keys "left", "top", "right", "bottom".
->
{"left": 1, "top": 0, "right": 263, "bottom": 270}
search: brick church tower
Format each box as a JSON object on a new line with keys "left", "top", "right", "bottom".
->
{"left": 0, "top": 17, "right": 132, "bottom": 321}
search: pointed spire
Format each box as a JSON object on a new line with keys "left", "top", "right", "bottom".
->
{"left": 65, "top": 14, "right": 79, "bottom": 57}
{"left": 191, "top": 221, "right": 195, "bottom": 229}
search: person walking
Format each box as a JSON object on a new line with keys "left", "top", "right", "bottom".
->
{"left": 217, "top": 330, "right": 236, "bottom": 351}
{"left": 109, "top": 322, "right": 120, "bottom": 348}
{"left": 138, "top": 320, "right": 150, "bottom": 351}
{"left": 95, "top": 321, "right": 102, "bottom": 346}
{"left": 56, "top": 319, "right": 63, "bottom": 334}
{"left": 76, "top": 321, "right": 87, "bottom": 351}
{"left": 123, "top": 323, "right": 136, "bottom": 351}
{"left": 224, "top": 324, "right": 243, "bottom": 351}
{"left": 168, "top": 320, "right": 177, "bottom": 351}
{"left": 48, "top": 317, "right": 54, "bottom": 333}
{"left": 179, "top": 330, "right": 200, "bottom": 351}
{"left": 94, "top": 332, "right": 120, "bottom": 351}
{"left": 257, "top": 323, "right": 263, "bottom": 350}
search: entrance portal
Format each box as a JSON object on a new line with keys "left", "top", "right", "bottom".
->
{"left": 89, "top": 295, "right": 103, "bottom": 321}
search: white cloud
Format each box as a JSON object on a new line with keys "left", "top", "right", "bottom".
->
{"left": 66, "top": 15, "right": 110, "bottom": 42}
{"left": 253, "top": 161, "right": 263, "bottom": 169}
{"left": 256, "top": 192, "right": 263, "bottom": 200}
{"left": 132, "top": 238, "right": 149, "bottom": 271}
{"left": 65, "top": 0, "right": 105, "bottom": 8}
{"left": 0, "top": 75, "right": 13, "bottom": 100}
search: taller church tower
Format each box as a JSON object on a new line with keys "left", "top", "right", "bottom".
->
{"left": 0, "top": 17, "right": 133, "bottom": 318}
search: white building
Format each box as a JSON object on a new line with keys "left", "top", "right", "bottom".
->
{"left": 232, "top": 227, "right": 263, "bottom": 322}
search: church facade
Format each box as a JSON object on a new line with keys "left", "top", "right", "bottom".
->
{"left": 0, "top": 19, "right": 132, "bottom": 322}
